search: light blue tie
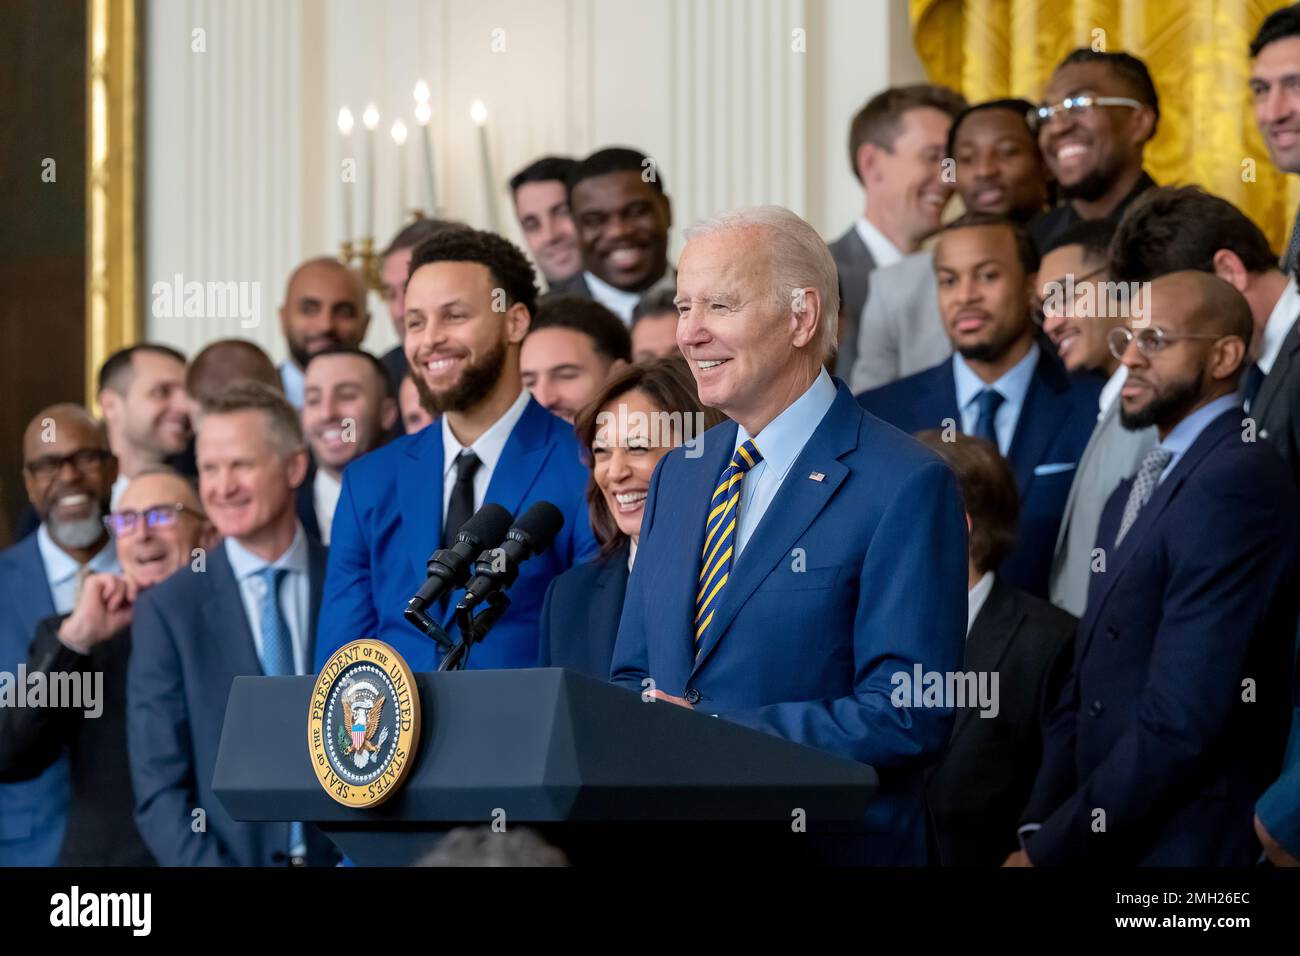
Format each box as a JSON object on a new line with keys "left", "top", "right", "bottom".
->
{"left": 255, "top": 566, "right": 303, "bottom": 859}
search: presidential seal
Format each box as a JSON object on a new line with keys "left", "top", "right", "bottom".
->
{"left": 308, "top": 639, "right": 421, "bottom": 808}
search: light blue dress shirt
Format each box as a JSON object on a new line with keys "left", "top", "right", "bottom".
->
{"left": 952, "top": 343, "right": 1040, "bottom": 456}
{"left": 35, "top": 525, "right": 119, "bottom": 614}
{"left": 732, "top": 368, "right": 838, "bottom": 557}
{"left": 225, "top": 524, "right": 312, "bottom": 675}
{"left": 1154, "top": 392, "right": 1243, "bottom": 485}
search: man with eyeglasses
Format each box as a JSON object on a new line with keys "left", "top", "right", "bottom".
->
{"left": 0, "top": 405, "right": 118, "bottom": 866}
{"left": 1041, "top": 220, "right": 1157, "bottom": 617}
{"left": 0, "top": 468, "right": 214, "bottom": 866}
{"left": 1009, "top": 271, "right": 1300, "bottom": 866}
{"left": 1027, "top": 49, "right": 1160, "bottom": 254}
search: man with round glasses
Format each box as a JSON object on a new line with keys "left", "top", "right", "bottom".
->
{"left": 0, "top": 468, "right": 214, "bottom": 865}
{"left": 1028, "top": 49, "right": 1160, "bottom": 253}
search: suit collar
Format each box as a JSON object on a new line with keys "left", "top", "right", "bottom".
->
{"left": 0, "top": 532, "right": 57, "bottom": 620}
{"left": 199, "top": 542, "right": 263, "bottom": 676}
{"left": 1005, "top": 350, "right": 1073, "bottom": 492}
{"left": 955, "top": 576, "right": 1024, "bottom": 738}
{"left": 1252, "top": 309, "right": 1300, "bottom": 421}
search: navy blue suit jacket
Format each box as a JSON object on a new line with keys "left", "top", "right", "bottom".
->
{"left": 1023, "top": 408, "right": 1300, "bottom": 865}
{"left": 0, "top": 533, "right": 67, "bottom": 866}
{"left": 539, "top": 541, "right": 630, "bottom": 680}
{"left": 857, "top": 350, "right": 1101, "bottom": 597}
{"left": 611, "top": 381, "right": 969, "bottom": 863}
{"left": 128, "top": 539, "right": 337, "bottom": 867}
{"left": 314, "top": 397, "right": 599, "bottom": 672}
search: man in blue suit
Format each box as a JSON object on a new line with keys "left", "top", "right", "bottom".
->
{"left": 610, "top": 206, "right": 969, "bottom": 865}
{"left": 316, "top": 227, "right": 598, "bottom": 672}
{"left": 1010, "top": 272, "right": 1299, "bottom": 866}
{"left": 858, "top": 213, "right": 1101, "bottom": 597}
{"left": 129, "top": 383, "right": 336, "bottom": 866}
{"left": 1, "top": 405, "right": 119, "bottom": 866}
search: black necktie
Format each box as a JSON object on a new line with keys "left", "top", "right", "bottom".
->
{"left": 1242, "top": 362, "right": 1266, "bottom": 412}
{"left": 443, "top": 450, "right": 481, "bottom": 549}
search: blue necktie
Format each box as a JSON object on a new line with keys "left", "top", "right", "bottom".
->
{"left": 255, "top": 566, "right": 303, "bottom": 859}
{"left": 972, "top": 388, "right": 1005, "bottom": 448}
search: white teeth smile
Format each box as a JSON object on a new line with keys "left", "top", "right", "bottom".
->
{"left": 1057, "top": 144, "right": 1087, "bottom": 160}
{"left": 426, "top": 357, "right": 459, "bottom": 371}
{"left": 59, "top": 494, "right": 88, "bottom": 506}
{"left": 608, "top": 248, "right": 643, "bottom": 267}
{"left": 697, "top": 359, "right": 727, "bottom": 369}
{"left": 615, "top": 491, "right": 647, "bottom": 505}
{"left": 321, "top": 428, "right": 343, "bottom": 442}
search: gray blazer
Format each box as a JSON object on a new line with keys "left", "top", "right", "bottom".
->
{"left": 849, "top": 250, "right": 952, "bottom": 392}
{"left": 829, "top": 226, "right": 875, "bottom": 379}
{"left": 1251, "top": 317, "right": 1300, "bottom": 489}
{"left": 1048, "top": 395, "right": 1157, "bottom": 617}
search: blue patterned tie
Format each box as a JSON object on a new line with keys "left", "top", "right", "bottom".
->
{"left": 695, "top": 438, "right": 763, "bottom": 649}
{"left": 255, "top": 566, "right": 303, "bottom": 859}
{"left": 1115, "top": 447, "right": 1173, "bottom": 547}
{"left": 972, "top": 388, "right": 1005, "bottom": 448}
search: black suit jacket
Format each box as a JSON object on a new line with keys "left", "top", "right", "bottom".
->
{"left": 924, "top": 577, "right": 1075, "bottom": 867}
{"left": 1027, "top": 171, "right": 1155, "bottom": 254}
{"left": 539, "top": 541, "right": 630, "bottom": 679}
{"left": 295, "top": 459, "right": 322, "bottom": 544}
{"left": 0, "top": 617, "right": 156, "bottom": 865}
{"left": 1251, "top": 315, "right": 1300, "bottom": 489}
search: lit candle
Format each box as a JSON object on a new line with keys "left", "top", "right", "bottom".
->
{"left": 362, "top": 103, "right": 380, "bottom": 239}
{"left": 336, "top": 106, "right": 354, "bottom": 244}
{"left": 391, "top": 119, "right": 408, "bottom": 217}
{"left": 414, "top": 80, "right": 436, "bottom": 214}
{"left": 470, "top": 100, "right": 499, "bottom": 231}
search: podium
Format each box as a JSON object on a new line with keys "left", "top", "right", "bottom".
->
{"left": 213, "top": 668, "right": 877, "bottom": 865}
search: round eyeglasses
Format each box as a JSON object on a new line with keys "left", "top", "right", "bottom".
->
{"left": 1107, "top": 326, "right": 1223, "bottom": 361}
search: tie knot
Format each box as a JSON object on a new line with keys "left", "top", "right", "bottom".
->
{"left": 976, "top": 388, "right": 1005, "bottom": 417}
{"left": 454, "top": 450, "right": 481, "bottom": 482}
{"left": 257, "top": 565, "right": 287, "bottom": 593}
{"left": 731, "top": 439, "right": 763, "bottom": 474}
{"left": 1141, "top": 446, "right": 1173, "bottom": 474}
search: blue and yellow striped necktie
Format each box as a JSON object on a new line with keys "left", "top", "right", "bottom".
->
{"left": 696, "top": 438, "right": 763, "bottom": 647}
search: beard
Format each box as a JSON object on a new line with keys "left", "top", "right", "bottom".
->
{"left": 413, "top": 337, "right": 508, "bottom": 417}
{"left": 48, "top": 497, "right": 108, "bottom": 549}
{"left": 1120, "top": 366, "right": 1204, "bottom": 432}
{"left": 955, "top": 322, "right": 1024, "bottom": 364}
{"left": 1057, "top": 152, "right": 1125, "bottom": 202}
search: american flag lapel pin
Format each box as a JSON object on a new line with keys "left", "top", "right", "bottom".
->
{"left": 808, "top": 471, "right": 825, "bottom": 482}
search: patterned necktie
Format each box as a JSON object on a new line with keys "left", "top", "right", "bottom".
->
{"left": 443, "top": 450, "right": 482, "bottom": 549}
{"left": 256, "top": 566, "right": 294, "bottom": 676}
{"left": 972, "top": 388, "right": 1005, "bottom": 448}
{"left": 1115, "top": 447, "right": 1173, "bottom": 547}
{"left": 1282, "top": 207, "right": 1300, "bottom": 278}
{"left": 695, "top": 438, "right": 763, "bottom": 647}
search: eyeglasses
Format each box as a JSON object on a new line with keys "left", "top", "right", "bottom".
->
{"left": 1033, "top": 264, "right": 1108, "bottom": 316}
{"left": 1028, "top": 95, "right": 1143, "bottom": 132}
{"left": 1107, "top": 326, "right": 1224, "bottom": 360}
{"left": 24, "top": 448, "right": 112, "bottom": 482}
{"left": 103, "top": 503, "right": 199, "bottom": 537}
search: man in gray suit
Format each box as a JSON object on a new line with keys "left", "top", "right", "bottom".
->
{"left": 830, "top": 84, "right": 966, "bottom": 379}
{"left": 1041, "top": 221, "right": 1156, "bottom": 616}
{"left": 851, "top": 99, "right": 1050, "bottom": 392}
{"left": 1109, "top": 186, "right": 1300, "bottom": 488}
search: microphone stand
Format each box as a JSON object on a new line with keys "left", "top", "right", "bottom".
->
{"left": 438, "top": 592, "right": 512, "bottom": 671}
{"left": 403, "top": 602, "right": 455, "bottom": 650}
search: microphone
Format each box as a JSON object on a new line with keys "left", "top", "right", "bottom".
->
{"left": 457, "top": 501, "right": 564, "bottom": 611}
{"left": 406, "top": 503, "right": 513, "bottom": 613}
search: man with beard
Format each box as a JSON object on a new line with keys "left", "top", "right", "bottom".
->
{"left": 1028, "top": 49, "right": 1159, "bottom": 254}
{"left": 277, "top": 257, "right": 371, "bottom": 408}
{"left": 545, "top": 147, "right": 676, "bottom": 325}
{"left": 1009, "top": 272, "right": 1299, "bottom": 866}
{"left": 315, "top": 227, "right": 598, "bottom": 671}
{"left": 509, "top": 156, "right": 582, "bottom": 289}
{"left": 376, "top": 218, "right": 463, "bottom": 396}
{"left": 0, "top": 405, "right": 119, "bottom": 866}
{"left": 298, "top": 347, "right": 397, "bottom": 543}
{"left": 858, "top": 214, "right": 1101, "bottom": 598}
{"left": 98, "top": 344, "right": 193, "bottom": 508}
{"left": 0, "top": 469, "right": 216, "bottom": 865}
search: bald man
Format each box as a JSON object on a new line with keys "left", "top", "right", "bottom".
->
{"left": 1011, "top": 272, "right": 1300, "bottom": 866}
{"left": 277, "top": 257, "right": 371, "bottom": 408}
{"left": 0, "top": 470, "right": 215, "bottom": 865}
{"left": 0, "top": 405, "right": 119, "bottom": 866}
{"left": 186, "top": 338, "right": 282, "bottom": 414}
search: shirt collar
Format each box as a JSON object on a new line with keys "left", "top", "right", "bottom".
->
{"left": 953, "top": 342, "right": 1040, "bottom": 413}
{"left": 583, "top": 271, "right": 645, "bottom": 322}
{"left": 854, "top": 217, "right": 903, "bottom": 270}
{"left": 735, "top": 368, "right": 838, "bottom": 481}
{"left": 966, "top": 570, "right": 995, "bottom": 637}
{"left": 224, "top": 521, "right": 310, "bottom": 579}
{"left": 1258, "top": 277, "right": 1300, "bottom": 375}
{"left": 1158, "top": 392, "right": 1241, "bottom": 459}
{"left": 1099, "top": 364, "right": 1128, "bottom": 418}
{"left": 36, "top": 523, "right": 118, "bottom": 587}
{"left": 441, "top": 388, "right": 531, "bottom": 480}
{"left": 279, "top": 361, "right": 305, "bottom": 406}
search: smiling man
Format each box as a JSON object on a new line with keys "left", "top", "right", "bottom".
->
{"left": 277, "top": 257, "right": 371, "bottom": 408}
{"left": 520, "top": 295, "right": 631, "bottom": 422}
{"left": 1252, "top": 4, "right": 1300, "bottom": 275}
{"left": 509, "top": 156, "right": 582, "bottom": 287}
{"left": 315, "top": 227, "right": 597, "bottom": 672}
{"left": 1028, "top": 49, "right": 1159, "bottom": 253}
{"left": 546, "top": 147, "right": 675, "bottom": 324}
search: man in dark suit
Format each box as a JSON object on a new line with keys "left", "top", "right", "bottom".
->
{"left": 1011, "top": 272, "right": 1299, "bottom": 866}
{"left": 315, "top": 227, "right": 598, "bottom": 672}
{"left": 858, "top": 214, "right": 1102, "bottom": 597}
{"left": 0, "top": 469, "right": 215, "bottom": 865}
{"left": 915, "top": 431, "right": 1075, "bottom": 867}
{"left": 1109, "top": 185, "right": 1300, "bottom": 488}
{"left": 129, "top": 383, "right": 336, "bottom": 866}
{"left": 545, "top": 147, "right": 676, "bottom": 326}
{"left": 611, "top": 206, "right": 969, "bottom": 865}
{"left": 0, "top": 405, "right": 119, "bottom": 866}
{"left": 830, "top": 83, "right": 966, "bottom": 379}
{"left": 1027, "top": 49, "right": 1158, "bottom": 253}
{"left": 297, "top": 347, "right": 397, "bottom": 543}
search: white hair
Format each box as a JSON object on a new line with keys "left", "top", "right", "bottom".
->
{"left": 683, "top": 205, "right": 841, "bottom": 362}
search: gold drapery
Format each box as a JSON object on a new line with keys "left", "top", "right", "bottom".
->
{"left": 910, "top": 0, "right": 1300, "bottom": 251}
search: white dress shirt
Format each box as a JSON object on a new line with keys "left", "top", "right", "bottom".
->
{"left": 732, "top": 368, "right": 838, "bottom": 557}
{"left": 583, "top": 271, "right": 643, "bottom": 325}
{"left": 1097, "top": 364, "right": 1128, "bottom": 421}
{"left": 953, "top": 344, "right": 1041, "bottom": 456}
{"left": 440, "top": 388, "right": 531, "bottom": 520}
{"left": 279, "top": 361, "right": 305, "bottom": 409}
{"left": 966, "top": 570, "right": 995, "bottom": 638}
{"left": 225, "top": 524, "right": 312, "bottom": 675}
{"left": 854, "top": 217, "right": 904, "bottom": 271}
{"left": 1257, "top": 277, "right": 1300, "bottom": 375}
{"left": 36, "top": 525, "right": 119, "bottom": 614}
{"left": 313, "top": 468, "right": 342, "bottom": 546}
{"left": 110, "top": 474, "right": 129, "bottom": 511}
